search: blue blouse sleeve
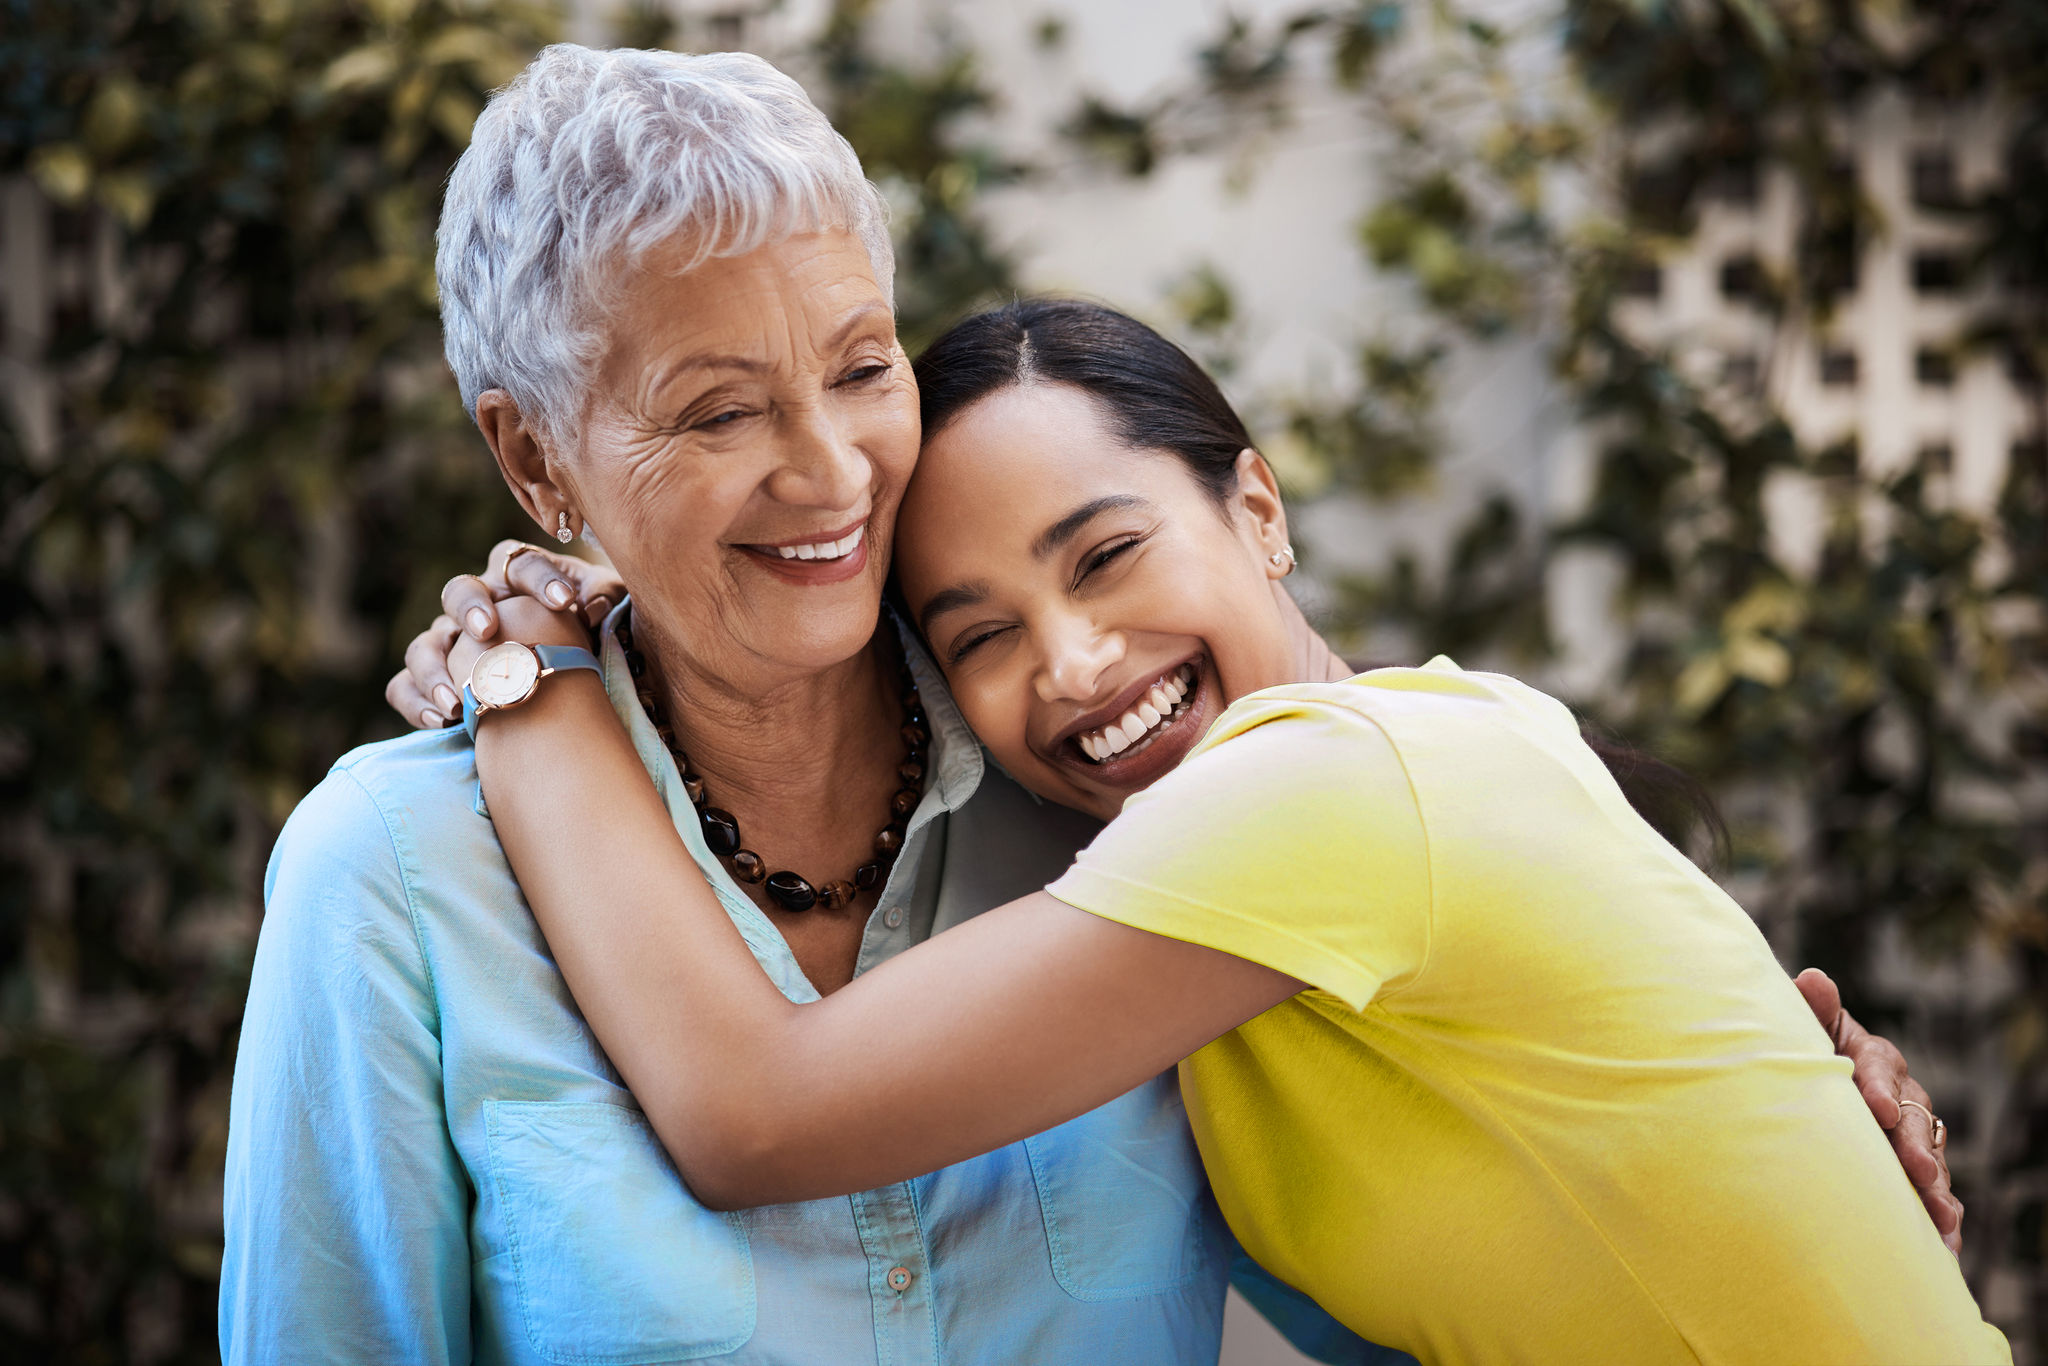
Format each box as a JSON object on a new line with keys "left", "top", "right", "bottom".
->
{"left": 1230, "top": 1245, "right": 1419, "bottom": 1366}
{"left": 220, "top": 767, "right": 471, "bottom": 1365}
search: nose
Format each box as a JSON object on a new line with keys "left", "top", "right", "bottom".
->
{"left": 768, "top": 400, "right": 872, "bottom": 511}
{"left": 1035, "top": 608, "right": 1123, "bottom": 706}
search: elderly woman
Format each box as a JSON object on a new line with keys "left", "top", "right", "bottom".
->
{"left": 222, "top": 44, "right": 1281, "bottom": 1366}
{"left": 225, "top": 42, "right": 1953, "bottom": 1366}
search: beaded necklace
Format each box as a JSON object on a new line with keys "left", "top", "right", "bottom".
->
{"left": 619, "top": 612, "right": 928, "bottom": 913}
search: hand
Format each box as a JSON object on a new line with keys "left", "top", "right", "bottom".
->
{"left": 385, "top": 540, "right": 626, "bottom": 729}
{"left": 1795, "top": 968, "right": 1963, "bottom": 1256}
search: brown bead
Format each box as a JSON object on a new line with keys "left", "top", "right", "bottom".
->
{"left": 616, "top": 622, "right": 634, "bottom": 651}
{"left": 853, "top": 861, "right": 884, "bottom": 891}
{"left": 628, "top": 651, "right": 647, "bottom": 678}
{"left": 901, "top": 722, "right": 928, "bottom": 749}
{"left": 765, "top": 871, "right": 817, "bottom": 912}
{"left": 874, "top": 826, "right": 904, "bottom": 856}
{"left": 700, "top": 807, "right": 741, "bottom": 856}
{"left": 682, "top": 775, "right": 706, "bottom": 807}
{"left": 890, "top": 789, "right": 920, "bottom": 819}
{"left": 898, "top": 758, "right": 924, "bottom": 787}
{"left": 655, "top": 723, "right": 676, "bottom": 749}
{"left": 817, "top": 879, "right": 856, "bottom": 911}
{"left": 730, "top": 850, "right": 766, "bottom": 884}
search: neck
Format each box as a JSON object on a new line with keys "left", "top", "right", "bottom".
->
{"left": 1274, "top": 582, "right": 1354, "bottom": 684}
{"left": 633, "top": 610, "right": 903, "bottom": 870}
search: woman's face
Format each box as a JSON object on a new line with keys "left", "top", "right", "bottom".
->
{"left": 564, "top": 229, "right": 918, "bottom": 683}
{"left": 894, "top": 382, "right": 1297, "bottom": 821}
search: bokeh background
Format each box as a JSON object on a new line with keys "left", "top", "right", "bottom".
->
{"left": 3, "top": 0, "right": 2044, "bottom": 1361}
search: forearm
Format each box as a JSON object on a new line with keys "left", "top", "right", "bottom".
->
{"left": 474, "top": 678, "right": 818, "bottom": 1196}
{"left": 474, "top": 679, "right": 1295, "bottom": 1207}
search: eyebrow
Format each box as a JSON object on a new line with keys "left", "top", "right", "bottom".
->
{"left": 652, "top": 303, "right": 896, "bottom": 388}
{"left": 917, "top": 579, "right": 994, "bottom": 641}
{"left": 1031, "top": 494, "right": 1149, "bottom": 561}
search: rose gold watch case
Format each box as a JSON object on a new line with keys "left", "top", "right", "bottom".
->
{"left": 469, "top": 640, "right": 543, "bottom": 712}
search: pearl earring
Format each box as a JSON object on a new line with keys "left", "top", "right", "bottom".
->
{"left": 556, "top": 511, "right": 574, "bottom": 544}
{"left": 1269, "top": 543, "right": 1296, "bottom": 576}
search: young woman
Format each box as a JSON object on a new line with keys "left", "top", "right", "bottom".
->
{"left": 430, "top": 300, "right": 2004, "bottom": 1364}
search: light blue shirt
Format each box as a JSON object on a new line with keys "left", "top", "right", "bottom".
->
{"left": 222, "top": 611, "right": 1394, "bottom": 1365}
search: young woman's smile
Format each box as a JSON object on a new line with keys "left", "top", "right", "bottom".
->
{"left": 894, "top": 381, "right": 1296, "bottom": 821}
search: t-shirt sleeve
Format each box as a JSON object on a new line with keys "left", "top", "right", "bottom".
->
{"left": 1047, "top": 692, "right": 1432, "bottom": 1010}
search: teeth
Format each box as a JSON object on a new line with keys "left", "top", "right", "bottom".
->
{"left": 1076, "top": 664, "right": 1200, "bottom": 764}
{"left": 771, "top": 523, "right": 865, "bottom": 561}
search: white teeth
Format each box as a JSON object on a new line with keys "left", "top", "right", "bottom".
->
{"left": 768, "top": 523, "right": 865, "bottom": 562}
{"left": 1075, "top": 663, "right": 1204, "bottom": 763}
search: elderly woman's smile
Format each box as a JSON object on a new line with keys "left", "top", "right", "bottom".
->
{"left": 563, "top": 230, "right": 918, "bottom": 679}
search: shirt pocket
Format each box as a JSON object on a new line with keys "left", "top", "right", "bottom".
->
{"left": 1021, "top": 1077, "right": 1212, "bottom": 1301}
{"left": 484, "top": 1100, "right": 756, "bottom": 1364}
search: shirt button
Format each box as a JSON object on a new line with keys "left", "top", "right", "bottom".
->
{"left": 883, "top": 906, "right": 904, "bottom": 929}
{"left": 886, "top": 1265, "right": 913, "bottom": 1293}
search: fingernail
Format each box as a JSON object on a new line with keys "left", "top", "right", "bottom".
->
{"left": 545, "top": 580, "right": 572, "bottom": 608}
{"left": 421, "top": 708, "right": 444, "bottom": 729}
{"left": 467, "top": 607, "right": 491, "bottom": 637}
{"left": 434, "top": 685, "right": 460, "bottom": 714}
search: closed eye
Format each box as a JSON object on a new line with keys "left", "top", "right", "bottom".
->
{"left": 949, "top": 623, "right": 1014, "bottom": 663}
{"left": 839, "top": 361, "right": 892, "bottom": 386}
{"left": 1075, "top": 535, "right": 1144, "bottom": 589}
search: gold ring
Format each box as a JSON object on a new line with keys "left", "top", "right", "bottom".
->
{"left": 503, "top": 543, "right": 546, "bottom": 574}
{"left": 1899, "top": 1098, "right": 1946, "bottom": 1150}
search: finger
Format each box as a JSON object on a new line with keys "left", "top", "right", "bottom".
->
{"left": 404, "top": 616, "right": 466, "bottom": 720}
{"left": 386, "top": 670, "right": 447, "bottom": 731}
{"left": 561, "top": 559, "right": 628, "bottom": 623}
{"left": 1794, "top": 967, "right": 1843, "bottom": 1038}
{"left": 441, "top": 573, "right": 500, "bottom": 641}
{"left": 403, "top": 622, "right": 464, "bottom": 720}
{"left": 1846, "top": 1032, "right": 1908, "bottom": 1129}
{"left": 496, "top": 542, "right": 584, "bottom": 613}
{"left": 1889, "top": 1093, "right": 1945, "bottom": 1193}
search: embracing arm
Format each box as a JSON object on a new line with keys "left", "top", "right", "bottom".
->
{"left": 475, "top": 663, "right": 1297, "bottom": 1209}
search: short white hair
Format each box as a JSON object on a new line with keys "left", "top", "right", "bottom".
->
{"left": 437, "top": 45, "right": 894, "bottom": 445}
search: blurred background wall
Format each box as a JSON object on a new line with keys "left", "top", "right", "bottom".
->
{"left": 2, "top": 1, "right": 2043, "bottom": 1361}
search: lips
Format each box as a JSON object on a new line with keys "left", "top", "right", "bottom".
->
{"left": 1076, "top": 663, "right": 1196, "bottom": 762}
{"left": 763, "top": 523, "right": 864, "bottom": 561}
{"left": 737, "top": 517, "right": 872, "bottom": 585}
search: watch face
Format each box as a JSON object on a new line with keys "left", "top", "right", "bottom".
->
{"left": 471, "top": 641, "right": 541, "bottom": 709}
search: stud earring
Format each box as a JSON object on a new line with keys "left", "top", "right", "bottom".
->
{"left": 556, "top": 511, "right": 574, "bottom": 544}
{"left": 1269, "top": 543, "right": 1297, "bottom": 576}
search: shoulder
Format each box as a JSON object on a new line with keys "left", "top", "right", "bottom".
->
{"left": 1198, "top": 658, "right": 1582, "bottom": 777}
{"left": 263, "top": 728, "right": 491, "bottom": 952}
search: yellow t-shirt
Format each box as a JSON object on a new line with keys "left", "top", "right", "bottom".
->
{"left": 1048, "top": 660, "right": 2007, "bottom": 1366}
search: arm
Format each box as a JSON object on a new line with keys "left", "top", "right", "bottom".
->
{"left": 473, "top": 619, "right": 1298, "bottom": 1209}
{"left": 221, "top": 771, "right": 470, "bottom": 1365}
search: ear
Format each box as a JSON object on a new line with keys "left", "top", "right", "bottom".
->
{"left": 1231, "top": 448, "right": 1293, "bottom": 577}
{"left": 476, "top": 390, "right": 582, "bottom": 541}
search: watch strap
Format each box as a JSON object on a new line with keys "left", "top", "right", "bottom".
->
{"left": 462, "top": 644, "right": 603, "bottom": 741}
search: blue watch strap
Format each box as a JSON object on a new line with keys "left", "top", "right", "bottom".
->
{"left": 462, "top": 644, "right": 603, "bottom": 741}
{"left": 534, "top": 643, "right": 601, "bottom": 676}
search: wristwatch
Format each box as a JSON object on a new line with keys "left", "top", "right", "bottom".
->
{"left": 462, "top": 641, "right": 603, "bottom": 741}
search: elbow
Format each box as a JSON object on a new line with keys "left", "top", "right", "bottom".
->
{"left": 647, "top": 1100, "right": 800, "bottom": 1212}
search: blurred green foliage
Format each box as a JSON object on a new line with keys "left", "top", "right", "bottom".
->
{"left": 0, "top": 1, "right": 1017, "bottom": 1358}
